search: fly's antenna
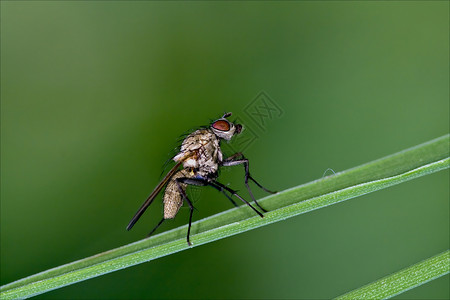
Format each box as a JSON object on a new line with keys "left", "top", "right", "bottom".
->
{"left": 222, "top": 112, "right": 232, "bottom": 118}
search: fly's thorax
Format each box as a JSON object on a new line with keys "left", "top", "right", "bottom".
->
{"left": 173, "top": 128, "right": 222, "bottom": 177}
{"left": 163, "top": 169, "right": 190, "bottom": 219}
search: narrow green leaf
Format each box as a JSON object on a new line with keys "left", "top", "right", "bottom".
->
{"left": 1, "top": 135, "right": 449, "bottom": 299}
{"left": 336, "top": 250, "right": 450, "bottom": 300}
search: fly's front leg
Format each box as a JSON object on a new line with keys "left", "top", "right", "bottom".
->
{"left": 223, "top": 152, "right": 244, "bottom": 162}
{"left": 223, "top": 153, "right": 276, "bottom": 194}
{"left": 222, "top": 154, "right": 276, "bottom": 212}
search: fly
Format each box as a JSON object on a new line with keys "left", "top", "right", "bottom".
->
{"left": 126, "top": 112, "right": 276, "bottom": 246}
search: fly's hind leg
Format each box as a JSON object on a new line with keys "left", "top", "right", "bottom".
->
{"left": 222, "top": 153, "right": 276, "bottom": 212}
{"left": 174, "top": 178, "right": 195, "bottom": 246}
{"left": 147, "top": 218, "right": 165, "bottom": 238}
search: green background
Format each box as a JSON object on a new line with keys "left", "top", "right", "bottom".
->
{"left": 1, "top": 2, "right": 449, "bottom": 299}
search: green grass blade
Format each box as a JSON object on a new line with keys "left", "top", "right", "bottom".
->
{"left": 1, "top": 134, "right": 449, "bottom": 299}
{"left": 336, "top": 250, "right": 450, "bottom": 300}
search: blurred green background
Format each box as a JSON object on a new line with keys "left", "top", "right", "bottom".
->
{"left": 1, "top": 2, "right": 449, "bottom": 299}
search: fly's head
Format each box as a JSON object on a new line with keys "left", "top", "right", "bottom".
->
{"left": 210, "top": 112, "right": 242, "bottom": 141}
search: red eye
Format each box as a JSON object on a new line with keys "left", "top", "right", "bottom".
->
{"left": 212, "top": 120, "right": 230, "bottom": 131}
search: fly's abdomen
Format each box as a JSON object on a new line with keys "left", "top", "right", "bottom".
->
{"left": 163, "top": 170, "right": 189, "bottom": 219}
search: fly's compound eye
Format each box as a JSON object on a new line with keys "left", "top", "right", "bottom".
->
{"left": 211, "top": 119, "right": 236, "bottom": 140}
{"left": 212, "top": 120, "right": 230, "bottom": 132}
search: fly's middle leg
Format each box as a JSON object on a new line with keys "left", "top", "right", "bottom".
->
{"left": 210, "top": 180, "right": 264, "bottom": 218}
{"left": 178, "top": 178, "right": 263, "bottom": 218}
{"left": 178, "top": 178, "right": 238, "bottom": 207}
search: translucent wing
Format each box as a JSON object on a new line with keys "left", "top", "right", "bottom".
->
{"left": 126, "top": 161, "right": 182, "bottom": 231}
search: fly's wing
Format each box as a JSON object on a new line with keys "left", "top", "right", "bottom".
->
{"left": 126, "top": 161, "right": 182, "bottom": 231}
